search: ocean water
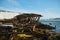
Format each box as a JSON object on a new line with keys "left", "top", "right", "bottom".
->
{"left": 40, "top": 21, "right": 60, "bottom": 32}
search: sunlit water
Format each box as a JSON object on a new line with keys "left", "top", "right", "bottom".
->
{"left": 40, "top": 21, "right": 60, "bottom": 32}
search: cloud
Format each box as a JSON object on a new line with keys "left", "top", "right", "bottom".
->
{"left": 0, "top": 7, "right": 53, "bottom": 19}
{"left": 0, "top": 7, "right": 60, "bottom": 19}
{"left": 7, "top": 0, "right": 18, "bottom": 4}
{"left": 6, "top": 0, "right": 20, "bottom": 6}
{"left": 0, "top": 7, "right": 43, "bottom": 19}
{"left": 41, "top": 8, "right": 60, "bottom": 19}
{"left": 0, "top": 11, "right": 19, "bottom": 19}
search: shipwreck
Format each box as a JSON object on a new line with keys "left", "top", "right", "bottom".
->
{"left": 0, "top": 13, "right": 55, "bottom": 40}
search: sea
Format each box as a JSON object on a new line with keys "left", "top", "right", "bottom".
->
{"left": 40, "top": 21, "right": 60, "bottom": 32}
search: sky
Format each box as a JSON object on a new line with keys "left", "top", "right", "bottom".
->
{"left": 0, "top": 0, "right": 60, "bottom": 19}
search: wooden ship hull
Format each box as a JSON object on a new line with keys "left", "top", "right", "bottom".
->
{"left": 0, "top": 13, "right": 55, "bottom": 40}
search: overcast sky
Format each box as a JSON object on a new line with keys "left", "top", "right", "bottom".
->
{"left": 0, "top": 0, "right": 60, "bottom": 19}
